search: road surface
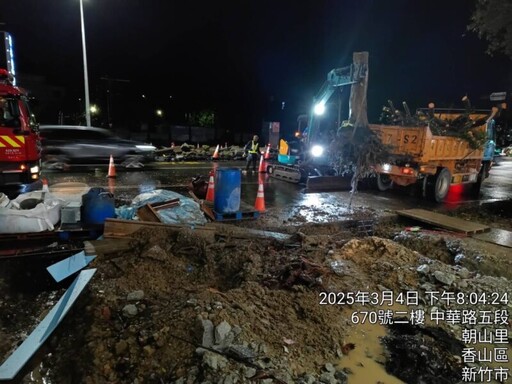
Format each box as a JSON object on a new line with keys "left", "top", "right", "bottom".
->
{"left": 40, "top": 158, "right": 512, "bottom": 219}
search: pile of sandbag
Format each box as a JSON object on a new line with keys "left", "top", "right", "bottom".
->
{"left": 0, "top": 191, "right": 64, "bottom": 233}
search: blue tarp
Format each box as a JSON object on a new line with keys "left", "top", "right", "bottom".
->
{"left": 116, "top": 189, "right": 207, "bottom": 226}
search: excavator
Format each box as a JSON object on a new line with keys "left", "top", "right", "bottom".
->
{"left": 266, "top": 55, "right": 368, "bottom": 187}
{"left": 268, "top": 51, "right": 502, "bottom": 201}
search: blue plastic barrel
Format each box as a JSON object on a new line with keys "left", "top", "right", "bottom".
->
{"left": 214, "top": 168, "right": 241, "bottom": 213}
{"left": 82, "top": 187, "right": 116, "bottom": 225}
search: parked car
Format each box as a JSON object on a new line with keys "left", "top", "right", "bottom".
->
{"left": 39, "top": 125, "right": 156, "bottom": 170}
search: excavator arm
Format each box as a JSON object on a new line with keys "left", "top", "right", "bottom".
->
{"left": 306, "top": 63, "right": 367, "bottom": 147}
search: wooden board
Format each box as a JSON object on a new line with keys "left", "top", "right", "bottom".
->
{"left": 136, "top": 198, "right": 180, "bottom": 222}
{"left": 103, "top": 218, "right": 215, "bottom": 242}
{"left": 472, "top": 228, "right": 512, "bottom": 248}
{"left": 103, "top": 218, "right": 292, "bottom": 243}
{"left": 396, "top": 208, "right": 490, "bottom": 234}
{"left": 84, "top": 238, "right": 137, "bottom": 256}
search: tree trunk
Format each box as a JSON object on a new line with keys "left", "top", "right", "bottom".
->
{"left": 348, "top": 52, "right": 369, "bottom": 209}
{"left": 348, "top": 51, "right": 369, "bottom": 137}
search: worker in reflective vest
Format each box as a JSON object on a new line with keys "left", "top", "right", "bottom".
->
{"left": 244, "top": 135, "right": 260, "bottom": 172}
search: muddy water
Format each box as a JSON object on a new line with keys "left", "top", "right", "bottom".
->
{"left": 339, "top": 310, "right": 406, "bottom": 384}
{"left": 340, "top": 299, "right": 512, "bottom": 384}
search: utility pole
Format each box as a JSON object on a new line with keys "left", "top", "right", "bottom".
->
{"left": 79, "top": 0, "right": 91, "bottom": 126}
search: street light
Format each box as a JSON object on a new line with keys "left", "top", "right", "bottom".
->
{"left": 79, "top": 0, "right": 91, "bottom": 126}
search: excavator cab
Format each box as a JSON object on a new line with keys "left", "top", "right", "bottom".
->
{"left": 277, "top": 139, "right": 297, "bottom": 165}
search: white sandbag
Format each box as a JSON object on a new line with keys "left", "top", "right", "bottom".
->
{"left": 0, "top": 192, "right": 64, "bottom": 233}
{"left": 0, "top": 193, "right": 11, "bottom": 208}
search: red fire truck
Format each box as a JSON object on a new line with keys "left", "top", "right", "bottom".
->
{"left": 0, "top": 67, "right": 42, "bottom": 197}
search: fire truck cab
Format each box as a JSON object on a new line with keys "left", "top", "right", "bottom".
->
{"left": 0, "top": 68, "right": 42, "bottom": 197}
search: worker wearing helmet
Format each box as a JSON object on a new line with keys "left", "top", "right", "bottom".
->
{"left": 244, "top": 135, "right": 260, "bottom": 172}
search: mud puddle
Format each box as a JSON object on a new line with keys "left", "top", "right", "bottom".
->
{"left": 339, "top": 309, "right": 406, "bottom": 384}
{"left": 338, "top": 301, "right": 477, "bottom": 384}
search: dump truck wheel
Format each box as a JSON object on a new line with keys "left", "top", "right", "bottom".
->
{"left": 427, "top": 168, "right": 451, "bottom": 202}
{"left": 376, "top": 174, "right": 393, "bottom": 191}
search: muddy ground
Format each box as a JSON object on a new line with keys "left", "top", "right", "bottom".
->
{"left": 0, "top": 196, "right": 511, "bottom": 384}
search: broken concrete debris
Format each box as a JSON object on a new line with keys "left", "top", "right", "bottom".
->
{"left": 1, "top": 184, "right": 511, "bottom": 383}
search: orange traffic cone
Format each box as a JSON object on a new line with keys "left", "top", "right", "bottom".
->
{"left": 212, "top": 144, "right": 220, "bottom": 160}
{"left": 108, "top": 177, "right": 116, "bottom": 195}
{"left": 41, "top": 178, "right": 49, "bottom": 193}
{"left": 205, "top": 171, "right": 215, "bottom": 203}
{"left": 254, "top": 180, "right": 266, "bottom": 212}
{"left": 258, "top": 153, "right": 266, "bottom": 173}
{"left": 264, "top": 144, "right": 271, "bottom": 160}
{"left": 107, "top": 155, "right": 116, "bottom": 178}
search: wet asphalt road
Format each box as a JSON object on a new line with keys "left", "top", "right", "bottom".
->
{"left": 39, "top": 157, "right": 512, "bottom": 215}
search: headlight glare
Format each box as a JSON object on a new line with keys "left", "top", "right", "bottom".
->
{"left": 311, "top": 145, "right": 324, "bottom": 157}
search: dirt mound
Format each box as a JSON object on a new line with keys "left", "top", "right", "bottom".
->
{"left": 1, "top": 207, "right": 511, "bottom": 383}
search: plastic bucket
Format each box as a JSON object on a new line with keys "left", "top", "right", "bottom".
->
{"left": 214, "top": 168, "right": 241, "bottom": 213}
{"left": 82, "top": 187, "right": 116, "bottom": 225}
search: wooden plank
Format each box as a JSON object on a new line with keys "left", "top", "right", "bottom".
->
{"left": 200, "top": 203, "right": 216, "bottom": 221}
{"left": 136, "top": 204, "right": 162, "bottom": 222}
{"left": 84, "top": 238, "right": 137, "bottom": 256}
{"left": 103, "top": 218, "right": 291, "bottom": 242}
{"left": 151, "top": 199, "right": 180, "bottom": 210}
{"left": 136, "top": 199, "right": 181, "bottom": 222}
{"left": 396, "top": 208, "right": 490, "bottom": 234}
{"left": 103, "top": 218, "right": 215, "bottom": 239}
{"left": 472, "top": 228, "right": 512, "bottom": 248}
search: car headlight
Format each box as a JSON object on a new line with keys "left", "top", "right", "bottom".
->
{"left": 136, "top": 145, "right": 156, "bottom": 152}
{"left": 311, "top": 145, "right": 324, "bottom": 157}
{"left": 382, "top": 163, "right": 392, "bottom": 172}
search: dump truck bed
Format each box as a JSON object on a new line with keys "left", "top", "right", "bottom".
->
{"left": 369, "top": 121, "right": 485, "bottom": 163}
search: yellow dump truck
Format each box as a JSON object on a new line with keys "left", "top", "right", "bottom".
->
{"left": 370, "top": 109, "right": 497, "bottom": 202}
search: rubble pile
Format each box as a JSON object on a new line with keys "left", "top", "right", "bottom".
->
{"left": 154, "top": 144, "right": 249, "bottom": 162}
{"left": 0, "top": 203, "right": 511, "bottom": 383}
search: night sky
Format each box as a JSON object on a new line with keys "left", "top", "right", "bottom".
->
{"left": 1, "top": 0, "right": 510, "bottom": 139}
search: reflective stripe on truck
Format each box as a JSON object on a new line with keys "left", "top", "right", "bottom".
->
{"left": 0, "top": 135, "right": 25, "bottom": 148}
